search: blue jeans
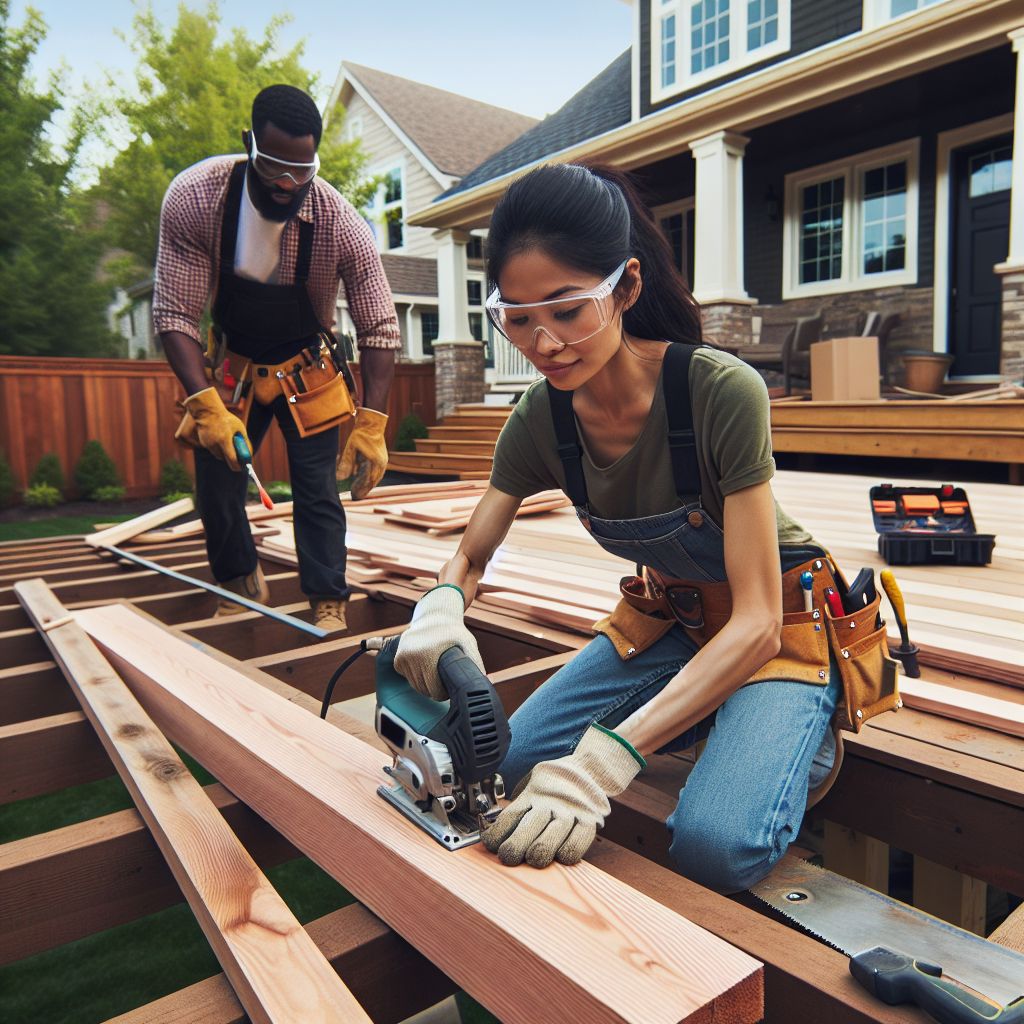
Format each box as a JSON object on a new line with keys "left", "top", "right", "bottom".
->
{"left": 500, "top": 626, "right": 841, "bottom": 894}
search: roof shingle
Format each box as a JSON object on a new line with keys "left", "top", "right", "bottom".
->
{"left": 437, "top": 50, "right": 632, "bottom": 200}
{"left": 344, "top": 63, "right": 538, "bottom": 179}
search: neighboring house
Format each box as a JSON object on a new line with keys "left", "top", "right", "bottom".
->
{"left": 325, "top": 62, "right": 537, "bottom": 376}
{"left": 409, "top": 0, "right": 1024, "bottom": 385}
{"left": 108, "top": 277, "right": 158, "bottom": 359}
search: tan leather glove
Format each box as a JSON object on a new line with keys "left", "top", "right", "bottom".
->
{"left": 393, "top": 584, "right": 484, "bottom": 700}
{"left": 182, "top": 387, "right": 250, "bottom": 471}
{"left": 483, "top": 724, "right": 645, "bottom": 868}
{"left": 337, "top": 408, "right": 388, "bottom": 500}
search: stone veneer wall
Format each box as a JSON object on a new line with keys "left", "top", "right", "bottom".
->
{"left": 700, "top": 303, "right": 754, "bottom": 348}
{"left": 433, "top": 341, "right": 485, "bottom": 419}
{"left": 998, "top": 269, "right": 1024, "bottom": 382}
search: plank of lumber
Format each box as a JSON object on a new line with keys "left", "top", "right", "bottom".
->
{"left": 16, "top": 580, "right": 371, "bottom": 1024}
{"left": 85, "top": 497, "right": 194, "bottom": 548}
{"left": 77, "top": 603, "right": 763, "bottom": 1024}
{"left": 898, "top": 677, "right": 1024, "bottom": 738}
{"left": 989, "top": 902, "right": 1024, "bottom": 955}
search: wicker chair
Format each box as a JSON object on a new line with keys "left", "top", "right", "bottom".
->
{"left": 861, "top": 310, "right": 902, "bottom": 384}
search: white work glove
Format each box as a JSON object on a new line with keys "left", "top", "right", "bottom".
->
{"left": 393, "top": 584, "right": 484, "bottom": 700}
{"left": 483, "top": 724, "right": 645, "bottom": 868}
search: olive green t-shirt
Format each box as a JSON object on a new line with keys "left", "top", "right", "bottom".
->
{"left": 490, "top": 347, "right": 813, "bottom": 546}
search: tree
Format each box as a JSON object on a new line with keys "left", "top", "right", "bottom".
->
{"left": 0, "top": 1, "right": 120, "bottom": 356}
{"left": 95, "top": 2, "right": 378, "bottom": 281}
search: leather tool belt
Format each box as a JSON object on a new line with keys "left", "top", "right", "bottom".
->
{"left": 175, "top": 336, "right": 356, "bottom": 446}
{"left": 594, "top": 556, "right": 901, "bottom": 732}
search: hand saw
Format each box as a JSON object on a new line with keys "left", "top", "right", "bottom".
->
{"left": 750, "top": 858, "right": 1024, "bottom": 1022}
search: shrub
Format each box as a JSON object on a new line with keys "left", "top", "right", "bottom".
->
{"left": 93, "top": 484, "right": 126, "bottom": 502}
{"left": 265, "top": 480, "right": 292, "bottom": 501}
{"left": 394, "top": 412, "right": 428, "bottom": 452}
{"left": 75, "top": 440, "right": 120, "bottom": 499}
{"left": 30, "top": 453, "right": 64, "bottom": 493}
{"left": 24, "top": 483, "right": 61, "bottom": 508}
{"left": 159, "top": 459, "right": 193, "bottom": 499}
{"left": 162, "top": 490, "right": 192, "bottom": 504}
{"left": 0, "top": 450, "right": 14, "bottom": 508}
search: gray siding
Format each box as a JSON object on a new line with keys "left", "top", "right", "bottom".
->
{"left": 743, "top": 48, "right": 1015, "bottom": 304}
{"left": 640, "top": 0, "right": 862, "bottom": 118}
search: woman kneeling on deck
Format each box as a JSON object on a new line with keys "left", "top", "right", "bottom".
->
{"left": 393, "top": 163, "right": 898, "bottom": 893}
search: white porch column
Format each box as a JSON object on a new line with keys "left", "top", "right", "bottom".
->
{"left": 433, "top": 228, "right": 473, "bottom": 341}
{"left": 404, "top": 303, "right": 424, "bottom": 360}
{"left": 995, "top": 28, "right": 1024, "bottom": 383}
{"left": 688, "top": 130, "right": 752, "bottom": 304}
{"left": 1006, "top": 28, "right": 1024, "bottom": 268}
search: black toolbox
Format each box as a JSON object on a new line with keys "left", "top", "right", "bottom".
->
{"left": 869, "top": 483, "right": 995, "bottom": 566}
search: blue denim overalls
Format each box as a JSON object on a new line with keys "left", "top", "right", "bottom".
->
{"left": 498, "top": 344, "right": 841, "bottom": 893}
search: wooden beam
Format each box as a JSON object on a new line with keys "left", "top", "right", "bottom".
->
{"left": 16, "top": 579, "right": 372, "bottom": 1024}
{"left": 107, "top": 902, "right": 456, "bottom": 1024}
{"left": 0, "top": 660, "right": 76, "bottom": 726}
{"left": 85, "top": 497, "right": 194, "bottom": 548}
{"left": 913, "top": 856, "right": 987, "bottom": 936}
{"left": 989, "top": 902, "right": 1024, "bottom": 955}
{"left": 78, "top": 603, "right": 763, "bottom": 1024}
{"left": 898, "top": 676, "right": 1024, "bottom": 738}
{"left": 0, "top": 710, "right": 110, "bottom": 804}
{"left": 823, "top": 823, "right": 890, "bottom": 892}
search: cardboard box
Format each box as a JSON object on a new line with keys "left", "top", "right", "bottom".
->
{"left": 810, "top": 337, "right": 880, "bottom": 401}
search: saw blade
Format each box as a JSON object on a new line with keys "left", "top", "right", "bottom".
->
{"left": 749, "top": 858, "right": 1024, "bottom": 1005}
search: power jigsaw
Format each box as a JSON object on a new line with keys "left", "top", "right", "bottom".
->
{"left": 319, "top": 635, "right": 511, "bottom": 850}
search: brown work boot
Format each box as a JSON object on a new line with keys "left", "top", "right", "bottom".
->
{"left": 215, "top": 565, "right": 270, "bottom": 617}
{"left": 312, "top": 598, "right": 348, "bottom": 633}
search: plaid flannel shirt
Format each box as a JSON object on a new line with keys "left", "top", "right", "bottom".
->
{"left": 153, "top": 156, "right": 401, "bottom": 350}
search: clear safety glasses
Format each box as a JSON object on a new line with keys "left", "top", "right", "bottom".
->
{"left": 248, "top": 134, "right": 320, "bottom": 185}
{"left": 485, "top": 261, "right": 627, "bottom": 352}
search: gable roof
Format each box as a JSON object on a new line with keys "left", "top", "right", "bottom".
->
{"left": 437, "top": 49, "right": 632, "bottom": 200}
{"left": 341, "top": 63, "right": 538, "bottom": 179}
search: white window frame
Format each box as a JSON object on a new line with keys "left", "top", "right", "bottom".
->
{"left": 862, "top": 0, "right": 949, "bottom": 32}
{"left": 782, "top": 138, "right": 920, "bottom": 300}
{"left": 653, "top": 197, "right": 696, "bottom": 283}
{"left": 650, "top": 0, "right": 791, "bottom": 105}
{"left": 365, "top": 159, "right": 406, "bottom": 254}
{"left": 345, "top": 116, "right": 363, "bottom": 142}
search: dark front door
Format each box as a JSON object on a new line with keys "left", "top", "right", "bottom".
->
{"left": 659, "top": 206, "right": 696, "bottom": 289}
{"left": 950, "top": 135, "right": 1011, "bottom": 376}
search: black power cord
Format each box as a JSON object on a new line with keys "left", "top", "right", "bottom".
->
{"left": 320, "top": 640, "right": 370, "bottom": 719}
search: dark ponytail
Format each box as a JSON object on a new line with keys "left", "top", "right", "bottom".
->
{"left": 487, "top": 162, "right": 703, "bottom": 345}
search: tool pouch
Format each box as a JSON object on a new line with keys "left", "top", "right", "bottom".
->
{"left": 236, "top": 347, "right": 356, "bottom": 439}
{"left": 824, "top": 590, "right": 901, "bottom": 732}
{"left": 593, "top": 576, "right": 675, "bottom": 660}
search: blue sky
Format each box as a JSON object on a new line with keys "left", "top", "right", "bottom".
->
{"left": 19, "top": 1, "right": 633, "bottom": 120}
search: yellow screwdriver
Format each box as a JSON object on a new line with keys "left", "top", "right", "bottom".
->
{"left": 879, "top": 570, "right": 920, "bottom": 677}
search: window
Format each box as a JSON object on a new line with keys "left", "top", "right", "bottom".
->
{"left": 421, "top": 310, "right": 439, "bottom": 357}
{"left": 662, "top": 12, "right": 677, "bottom": 87}
{"left": 469, "top": 313, "right": 484, "bottom": 342}
{"left": 345, "top": 116, "right": 363, "bottom": 142}
{"left": 691, "top": 0, "right": 729, "bottom": 75}
{"left": 466, "top": 235, "right": 485, "bottom": 261}
{"left": 783, "top": 139, "right": 919, "bottom": 298}
{"left": 863, "top": 0, "right": 947, "bottom": 30}
{"left": 466, "top": 280, "right": 482, "bottom": 306}
{"left": 651, "top": 0, "right": 789, "bottom": 102}
{"left": 969, "top": 146, "right": 1012, "bottom": 198}
{"left": 366, "top": 163, "right": 404, "bottom": 252}
{"left": 654, "top": 198, "right": 696, "bottom": 288}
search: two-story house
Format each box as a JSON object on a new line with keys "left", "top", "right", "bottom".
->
{"left": 324, "top": 62, "right": 536, "bottom": 378}
{"left": 408, "top": 0, "right": 1022, "bottom": 392}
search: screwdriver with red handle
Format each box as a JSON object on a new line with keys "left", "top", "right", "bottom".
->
{"left": 232, "top": 433, "right": 274, "bottom": 510}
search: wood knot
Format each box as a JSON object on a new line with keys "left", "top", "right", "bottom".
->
{"left": 145, "top": 755, "right": 189, "bottom": 783}
{"left": 118, "top": 723, "right": 147, "bottom": 739}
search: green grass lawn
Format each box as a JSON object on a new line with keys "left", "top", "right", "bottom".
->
{"left": 0, "top": 514, "right": 135, "bottom": 543}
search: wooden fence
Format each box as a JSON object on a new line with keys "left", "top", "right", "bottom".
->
{"left": 0, "top": 356, "right": 435, "bottom": 499}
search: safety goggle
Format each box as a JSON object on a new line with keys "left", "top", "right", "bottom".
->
{"left": 485, "top": 260, "right": 627, "bottom": 352}
{"left": 248, "top": 133, "right": 320, "bottom": 185}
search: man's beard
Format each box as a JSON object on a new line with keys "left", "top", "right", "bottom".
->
{"left": 245, "top": 164, "right": 313, "bottom": 222}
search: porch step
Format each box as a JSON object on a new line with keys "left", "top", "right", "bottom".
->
{"left": 426, "top": 425, "right": 504, "bottom": 441}
{"left": 386, "top": 450, "right": 494, "bottom": 477}
{"left": 441, "top": 412, "right": 514, "bottom": 426}
{"left": 414, "top": 438, "right": 496, "bottom": 455}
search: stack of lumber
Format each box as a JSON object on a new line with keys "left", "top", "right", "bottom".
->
{"left": 252, "top": 471, "right": 1024, "bottom": 739}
